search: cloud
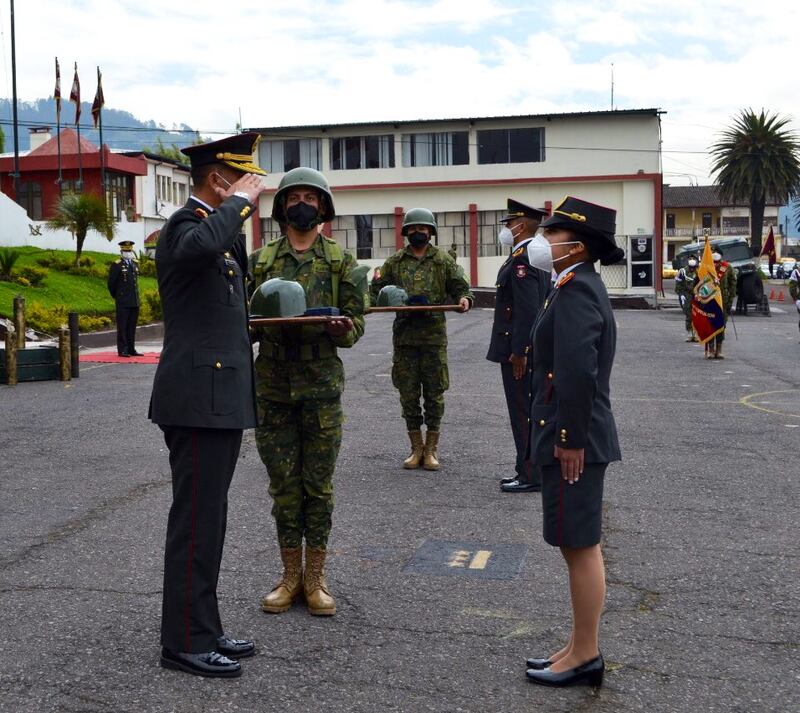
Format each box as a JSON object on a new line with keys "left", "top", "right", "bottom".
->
{"left": 2, "top": 0, "right": 798, "bottom": 183}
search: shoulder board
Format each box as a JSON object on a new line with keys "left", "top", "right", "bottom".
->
{"left": 555, "top": 271, "right": 576, "bottom": 289}
{"left": 266, "top": 237, "right": 282, "bottom": 247}
{"left": 114, "top": 258, "right": 121, "bottom": 264}
{"left": 512, "top": 246, "right": 525, "bottom": 258}
{"left": 194, "top": 207, "right": 209, "bottom": 219}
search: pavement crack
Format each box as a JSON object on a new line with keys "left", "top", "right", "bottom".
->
{"left": 0, "top": 478, "right": 169, "bottom": 571}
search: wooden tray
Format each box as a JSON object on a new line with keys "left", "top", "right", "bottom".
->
{"left": 367, "top": 305, "right": 464, "bottom": 313}
{"left": 249, "top": 316, "right": 344, "bottom": 327}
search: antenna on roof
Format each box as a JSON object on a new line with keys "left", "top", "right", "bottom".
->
{"left": 610, "top": 63, "right": 614, "bottom": 111}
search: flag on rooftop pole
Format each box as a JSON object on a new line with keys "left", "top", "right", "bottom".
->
{"left": 69, "top": 62, "right": 83, "bottom": 186}
{"left": 91, "top": 66, "right": 104, "bottom": 128}
{"left": 54, "top": 57, "right": 63, "bottom": 192}
{"left": 69, "top": 62, "right": 80, "bottom": 125}
{"left": 691, "top": 239, "right": 725, "bottom": 344}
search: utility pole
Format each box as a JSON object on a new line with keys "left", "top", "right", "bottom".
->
{"left": 10, "top": 0, "right": 20, "bottom": 195}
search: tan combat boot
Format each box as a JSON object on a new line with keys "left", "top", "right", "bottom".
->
{"left": 304, "top": 546, "right": 336, "bottom": 616}
{"left": 714, "top": 343, "right": 724, "bottom": 359}
{"left": 260, "top": 547, "right": 303, "bottom": 614}
{"left": 403, "top": 430, "right": 424, "bottom": 469}
{"left": 422, "top": 430, "right": 440, "bottom": 471}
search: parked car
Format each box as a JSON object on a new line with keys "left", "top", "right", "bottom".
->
{"left": 777, "top": 259, "right": 797, "bottom": 279}
{"left": 758, "top": 261, "right": 773, "bottom": 277}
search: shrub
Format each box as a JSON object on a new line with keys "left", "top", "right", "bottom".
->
{"left": 24, "top": 301, "right": 112, "bottom": 334}
{"left": 0, "top": 247, "right": 21, "bottom": 278}
{"left": 140, "top": 289, "right": 162, "bottom": 322}
{"left": 67, "top": 264, "right": 106, "bottom": 278}
{"left": 137, "top": 254, "right": 157, "bottom": 278}
{"left": 16, "top": 265, "right": 49, "bottom": 286}
{"left": 13, "top": 276, "right": 31, "bottom": 287}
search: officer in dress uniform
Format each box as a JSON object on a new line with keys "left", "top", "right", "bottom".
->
{"left": 523, "top": 196, "right": 622, "bottom": 689}
{"left": 149, "top": 133, "right": 268, "bottom": 678}
{"left": 486, "top": 199, "right": 549, "bottom": 493}
{"left": 107, "top": 240, "right": 141, "bottom": 357}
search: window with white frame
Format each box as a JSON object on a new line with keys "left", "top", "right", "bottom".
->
{"left": 259, "top": 138, "right": 322, "bottom": 172}
{"left": 330, "top": 135, "right": 394, "bottom": 170}
{"left": 477, "top": 127, "right": 545, "bottom": 164}
{"left": 157, "top": 175, "right": 173, "bottom": 202}
{"left": 401, "top": 131, "right": 469, "bottom": 167}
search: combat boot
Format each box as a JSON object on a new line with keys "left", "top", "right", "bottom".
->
{"left": 260, "top": 547, "right": 303, "bottom": 614}
{"left": 714, "top": 343, "right": 724, "bottom": 359}
{"left": 304, "top": 546, "right": 336, "bottom": 616}
{"left": 422, "top": 430, "right": 440, "bottom": 471}
{"left": 403, "top": 430, "right": 424, "bottom": 469}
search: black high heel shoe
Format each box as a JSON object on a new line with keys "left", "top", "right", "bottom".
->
{"left": 526, "top": 654, "right": 604, "bottom": 687}
{"left": 524, "top": 657, "right": 553, "bottom": 670}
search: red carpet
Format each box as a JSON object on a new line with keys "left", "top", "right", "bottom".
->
{"left": 80, "top": 351, "right": 160, "bottom": 364}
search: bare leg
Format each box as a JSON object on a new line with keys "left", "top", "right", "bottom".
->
{"left": 549, "top": 633, "right": 573, "bottom": 663}
{"left": 549, "top": 544, "right": 605, "bottom": 673}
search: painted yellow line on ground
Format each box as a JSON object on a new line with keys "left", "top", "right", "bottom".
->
{"left": 739, "top": 390, "right": 800, "bottom": 419}
{"left": 447, "top": 550, "right": 471, "bottom": 568}
{"left": 469, "top": 550, "right": 492, "bottom": 570}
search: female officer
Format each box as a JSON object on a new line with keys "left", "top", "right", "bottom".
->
{"left": 523, "top": 196, "right": 623, "bottom": 688}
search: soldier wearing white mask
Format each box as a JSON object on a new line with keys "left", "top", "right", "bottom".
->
{"left": 486, "top": 199, "right": 549, "bottom": 493}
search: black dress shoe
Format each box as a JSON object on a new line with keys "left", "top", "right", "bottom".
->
{"left": 525, "top": 657, "right": 553, "bottom": 670}
{"left": 216, "top": 636, "right": 255, "bottom": 659}
{"left": 526, "top": 654, "right": 604, "bottom": 687}
{"left": 128, "top": 350, "right": 143, "bottom": 357}
{"left": 501, "top": 479, "right": 541, "bottom": 493}
{"left": 160, "top": 647, "right": 242, "bottom": 678}
{"left": 118, "top": 352, "right": 130, "bottom": 358}
{"left": 499, "top": 475, "right": 517, "bottom": 485}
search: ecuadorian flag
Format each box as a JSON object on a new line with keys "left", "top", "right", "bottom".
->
{"left": 691, "top": 240, "right": 725, "bottom": 344}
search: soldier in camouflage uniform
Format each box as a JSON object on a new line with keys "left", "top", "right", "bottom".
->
{"left": 674, "top": 254, "right": 699, "bottom": 342}
{"left": 788, "top": 263, "right": 800, "bottom": 337}
{"left": 249, "top": 167, "right": 366, "bottom": 617}
{"left": 707, "top": 248, "right": 737, "bottom": 359}
{"left": 369, "top": 208, "right": 473, "bottom": 471}
{"left": 448, "top": 241, "right": 458, "bottom": 261}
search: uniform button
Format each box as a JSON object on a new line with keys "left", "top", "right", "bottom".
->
{"left": 504, "top": 331, "right": 509, "bottom": 336}
{"left": 228, "top": 269, "right": 235, "bottom": 277}
{"left": 539, "top": 419, "right": 546, "bottom": 427}
{"left": 548, "top": 372, "right": 554, "bottom": 379}
{"left": 224, "top": 252, "right": 231, "bottom": 257}
{"left": 495, "top": 284, "right": 500, "bottom": 288}
{"left": 215, "top": 361, "right": 222, "bottom": 369}
{"left": 527, "top": 417, "right": 531, "bottom": 423}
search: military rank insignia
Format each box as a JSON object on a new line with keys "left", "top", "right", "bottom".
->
{"left": 555, "top": 271, "right": 575, "bottom": 289}
{"left": 194, "top": 207, "right": 209, "bottom": 219}
{"left": 515, "top": 264, "right": 527, "bottom": 278}
{"left": 512, "top": 246, "right": 525, "bottom": 258}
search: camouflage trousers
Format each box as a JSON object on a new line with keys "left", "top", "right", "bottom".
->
{"left": 255, "top": 397, "right": 343, "bottom": 549}
{"left": 392, "top": 345, "right": 449, "bottom": 431}
{"left": 681, "top": 301, "right": 693, "bottom": 332}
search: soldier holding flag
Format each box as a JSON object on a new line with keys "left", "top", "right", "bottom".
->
{"left": 691, "top": 241, "right": 727, "bottom": 359}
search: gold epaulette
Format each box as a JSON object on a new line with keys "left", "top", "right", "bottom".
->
{"left": 555, "top": 271, "right": 576, "bottom": 289}
{"left": 194, "top": 207, "right": 209, "bottom": 219}
{"left": 512, "top": 246, "right": 525, "bottom": 258}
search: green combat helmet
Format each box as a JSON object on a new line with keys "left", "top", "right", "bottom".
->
{"left": 271, "top": 167, "right": 336, "bottom": 224}
{"left": 402, "top": 207, "right": 438, "bottom": 236}
{"left": 250, "top": 277, "right": 307, "bottom": 318}
{"left": 376, "top": 285, "right": 409, "bottom": 307}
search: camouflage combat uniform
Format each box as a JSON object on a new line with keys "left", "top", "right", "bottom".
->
{"left": 370, "top": 244, "right": 472, "bottom": 431}
{"left": 713, "top": 260, "right": 737, "bottom": 346}
{"left": 250, "top": 235, "right": 365, "bottom": 548}
{"left": 674, "top": 265, "right": 698, "bottom": 335}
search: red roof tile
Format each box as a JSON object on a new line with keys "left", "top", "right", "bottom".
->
{"left": 28, "top": 128, "right": 100, "bottom": 157}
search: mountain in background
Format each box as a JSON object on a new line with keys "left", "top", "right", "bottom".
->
{"left": 0, "top": 97, "right": 203, "bottom": 153}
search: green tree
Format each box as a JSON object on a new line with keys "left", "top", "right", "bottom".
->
{"left": 46, "top": 192, "right": 116, "bottom": 266}
{"left": 710, "top": 109, "right": 800, "bottom": 256}
{"left": 0, "top": 124, "right": 5, "bottom": 153}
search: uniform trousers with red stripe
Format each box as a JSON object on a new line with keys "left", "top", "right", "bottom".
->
{"left": 160, "top": 426, "right": 243, "bottom": 653}
{"left": 500, "top": 361, "right": 540, "bottom": 486}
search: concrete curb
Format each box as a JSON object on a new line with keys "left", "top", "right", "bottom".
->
{"left": 78, "top": 322, "right": 164, "bottom": 349}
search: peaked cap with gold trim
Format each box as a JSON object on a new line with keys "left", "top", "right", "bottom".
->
{"left": 181, "top": 131, "right": 266, "bottom": 176}
{"left": 499, "top": 198, "right": 548, "bottom": 223}
{"left": 540, "top": 195, "right": 624, "bottom": 265}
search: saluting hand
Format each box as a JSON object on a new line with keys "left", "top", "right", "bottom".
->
{"left": 555, "top": 446, "right": 584, "bottom": 484}
{"left": 213, "top": 173, "right": 268, "bottom": 203}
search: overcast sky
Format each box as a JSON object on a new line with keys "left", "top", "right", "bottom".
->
{"left": 1, "top": 0, "right": 798, "bottom": 184}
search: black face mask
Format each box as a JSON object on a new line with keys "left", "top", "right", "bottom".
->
{"left": 408, "top": 231, "right": 430, "bottom": 248}
{"left": 286, "top": 202, "right": 320, "bottom": 232}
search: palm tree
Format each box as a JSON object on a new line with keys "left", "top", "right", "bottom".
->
{"left": 710, "top": 109, "right": 800, "bottom": 257}
{"left": 46, "top": 191, "right": 116, "bottom": 265}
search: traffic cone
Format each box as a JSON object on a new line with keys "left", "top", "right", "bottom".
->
{"left": 778, "top": 291, "right": 784, "bottom": 302}
{"left": 769, "top": 289, "right": 776, "bottom": 300}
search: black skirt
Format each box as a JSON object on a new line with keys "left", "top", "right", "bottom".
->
{"left": 542, "top": 462, "right": 607, "bottom": 548}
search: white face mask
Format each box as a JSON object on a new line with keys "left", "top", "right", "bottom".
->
{"left": 498, "top": 226, "right": 516, "bottom": 247}
{"left": 526, "top": 234, "right": 582, "bottom": 273}
{"left": 712, "top": 253, "right": 722, "bottom": 262}
{"left": 121, "top": 251, "right": 135, "bottom": 259}
{"left": 687, "top": 259, "right": 698, "bottom": 268}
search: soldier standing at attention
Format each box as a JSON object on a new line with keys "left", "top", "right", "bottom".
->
{"left": 107, "top": 239, "right": 141, "bottom": 357}
{"left": 674, "top": 254, "right": 699, "bottom": 342}
{"left": 486, "top": 199, "right": 549, "bottom": 493}
{"left": 370, "top": 208, "right": 473, "bottom": 471}
{"left": 252, "top": 167, "right": 365, "bottom": 618}
{"left": 149, "top": 133, "right": 268, "bottom": 678}
{"left": 448, "top": 241, "right": 458, "bottom": 261}
{"left": 707, "top": 248, "right": 736, "bottom": 359}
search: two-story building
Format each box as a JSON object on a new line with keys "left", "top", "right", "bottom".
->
{"left": 247, "top": 108, "right": 664, "bottom": 297}
{"left": 662, "top": 184, "right": 781, "bottom": 261}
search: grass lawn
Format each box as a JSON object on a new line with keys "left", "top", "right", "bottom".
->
{"left": 0, "top": 246, "right": 158, "bottom": 319}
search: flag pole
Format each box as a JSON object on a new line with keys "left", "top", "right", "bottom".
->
{"left": 10, "top": 0, "right": 20, "bottom": 195}
{"left": 56, "top": 57, "right": 62, "bottom": 196}
{"left": 97, "top": 66, "right": 105, "bottom": 193}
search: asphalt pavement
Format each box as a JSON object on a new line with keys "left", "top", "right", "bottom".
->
{"left": 1, "top": 304, "right": 798, "bottom": 713}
